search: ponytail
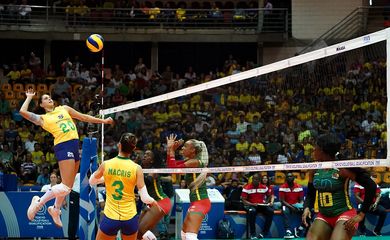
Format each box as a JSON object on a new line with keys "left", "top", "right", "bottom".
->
{"left": 188, "top": 139, "right": 209, "bottom": 190}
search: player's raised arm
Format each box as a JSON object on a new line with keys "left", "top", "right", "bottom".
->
{"left": 19, "top": 89, "right": 43, "bottom": 126}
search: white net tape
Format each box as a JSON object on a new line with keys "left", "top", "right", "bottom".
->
{"left": 143, "top": 159, "right": 389, "bottom": 174}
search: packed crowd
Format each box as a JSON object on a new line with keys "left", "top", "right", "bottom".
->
{"left": 0, "top": 47, "right": 387, "bottom": 188}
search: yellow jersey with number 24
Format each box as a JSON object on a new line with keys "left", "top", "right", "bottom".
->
{"left": 41, "top": 106, "right": 79, "bottom": 146}
{"left": 104, "top": 156, "right": 138, "bottom": 220}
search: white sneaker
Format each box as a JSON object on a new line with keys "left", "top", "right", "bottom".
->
{"left": 48, "top": 206, "right": 62, "bottom": 227}
{"left": 27, "top": 196, "right": 42, "bottom": 221}
{"left": 284, "top": 230, "right": 295, "bottom": 239}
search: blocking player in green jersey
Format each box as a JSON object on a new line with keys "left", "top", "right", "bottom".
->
{"left": 302, "top": 133, "right": 376, "bottom": 240}
{"left": 167, "top": 134, "right": 210, "bottom": 240}
{"left": 138, "top": 150, "right": 173, "bottom": 240}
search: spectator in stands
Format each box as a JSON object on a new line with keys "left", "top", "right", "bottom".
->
{"left": 279, "top": 172, "right": 306, "bottom": 238}
{"left": 236, "top": 135, "right": 249, "bottom": 156}
{"left": 36, "top": 166, "right": 50, "bottom": 186}
{"left": 74, "top": 0, "right": 90, "bottom": 24}
{"left": 31, "top": 143, "right": 44, "bottom": 166}
{"left": 134, "top": 57, "right": 147, "bottom": 74}
{"left": 4, "top": 121, "right": 18, "bottom": 142}
{"left": 184, "top": 66, "right": 196, "bottom": 83}
{"left": 24, "top": 134, "right": 37, "bottom": 153}
{"left": 361, "top": 115, "right": 376, "bottom": 134}
{"left": 247, "top": 147, "right": 262, "bottom": 165}
{"left": 66, "top": 65, "right": 80, "bottom": 83}
{"left": 241, "top": 173, "right": 274, "bottom": 239}
{"left": 0, "top": 144, "right": 13, "bottom": 170}
{"left": 18, "top": 124, "right": 29, "bottom": 142}
{"left": 222, "top": 179, "right": 243, "bottom": 210}
{"left": 20, "top": 152, "right": 37, "bottom": 184}
{"left": 13, "top": 145, "right": 26, "bottom": 175}
{"left": 6, "top": 64, "right": 21, "bottom": 83}
{"left": 46, "top": 64, "right": 57, "bottom": 82}
{"left": 20, "top": 64, "right": 32, "bottom": 82}
{"left": 29, "top": 52, "right": 41, "bottom": 69}
{"left": 18, "top": 0, "right": 32, "bottom": 23}
{"left": 353, "top": 181, "right": 387, "bottom": 236}
{"left": 295, "top": 171, "right": 308, "bottom": 187}
{"left": 11, "top": 134, "right": 23, "bottom": 153}
{"left": 276, "top": 144, "right": 292, "bottom": 164}
{"left": 41, "top": 172, "right": 58, "bottom": 192}
{"left": 179, "top": 179, "right": 187, "bottom": 189}
{"left": 261, "top": 175, "right": 275, "bottom": 205}
{"left": 175, "top": 5, "right": 186, "bottom": 22}
{"left": 236, "top": 114, "right": 250, "bottom": 134}
{"left": 51, "top": 76, "right": 72, "bottom": 100}
{"left": 266, "top": 135, "right": 282, "bottom": 162}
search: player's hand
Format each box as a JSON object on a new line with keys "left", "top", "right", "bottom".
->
{"left": 166, "top": 134, "right": 177, "bottom": 150}
{"left": 104, "top": 117, "right": 114, "bottom": 125}
{"left": 167, "top": 134, "right": 184, "bottom": 151}
{"left": 25, "top": 88, "right": 35, "bottom": 98}
{"left": 302, "top": 207, "right": 311, "bottom": 227}
{"left": 344, "top": 212, "right": 364, "bottom": 233}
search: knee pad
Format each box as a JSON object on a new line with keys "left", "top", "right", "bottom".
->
{"left": 142, "top": 230, "right": 156, "bottom": 240}
{"left": 181, "top": 230, "right": 186, "bottom": 240}
{"left": 51, "top": 183, "right": 71, "bottom": 197}
{"left": 185, "top": 232, "right": 198, "bottom": 240}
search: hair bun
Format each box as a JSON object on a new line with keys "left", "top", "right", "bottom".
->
{"left": 317, "top": 133, "right": 341, "bottom": 157}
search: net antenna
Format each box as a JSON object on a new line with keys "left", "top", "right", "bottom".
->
{"left": 101, "top": 27, "right": 390, "bottom": 172}
{"left": 100, "top": 49, "right": 105, "bottom": 163}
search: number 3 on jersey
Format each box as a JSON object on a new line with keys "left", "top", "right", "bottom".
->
{"left": 59, "top": 120, "right": 76, "bottom": 133}
{"left": 112, "top": 180, "right": 124, "bottom": 200}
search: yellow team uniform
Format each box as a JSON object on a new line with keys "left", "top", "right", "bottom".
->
{"left": 41, "top": 106, "right": 79, "bottom": 146}
{"left": 104, "top": 156, "right": 138, "bottom": 221}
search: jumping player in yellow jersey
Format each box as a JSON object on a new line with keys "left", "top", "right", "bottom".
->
{"left": 20, "top": 89, "right": 114, "bottom": 227}
{"left": 89, "top": 133, "right": 157, "bottom": 240}
{"left": 166, "top": 134, "right": 210, "bottom": 240}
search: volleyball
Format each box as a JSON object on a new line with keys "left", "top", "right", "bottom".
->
{"left": 86, "top": 34, "right": 104, "bottom": 52}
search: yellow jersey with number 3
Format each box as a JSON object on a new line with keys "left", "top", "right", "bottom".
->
{"left": 41, "top": 106, "right": 79, "bottom": 145}
{"left": 104, "top": 156, "right": 138, "bottom": 220}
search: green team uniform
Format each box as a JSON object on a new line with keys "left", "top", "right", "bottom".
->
{"left": 313, "top": 169, "right": 353, "bottom": 217}
{"left": 185, "top": 160, "right": 209, "bottom": 202}
{"left": 145, "top": 175, "right": 168, "bottom": 201}
{"left": 185, "top": 172, "right": 209, "bottom": 202}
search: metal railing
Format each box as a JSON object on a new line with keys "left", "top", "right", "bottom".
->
{"left": 0, "top": 5, "right": 289, "bottom": 33}
{"left": 299, "top": 6, "right": 384, "bottom": 54}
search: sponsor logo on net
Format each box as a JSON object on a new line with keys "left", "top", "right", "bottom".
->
{"left": 284, "top": 163, "right": 323, "bottom": 170}
{"left": 333, "top": 160, "right": 376, "bottom": 168}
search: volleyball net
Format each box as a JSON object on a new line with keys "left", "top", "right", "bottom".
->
{"left": 100, "top": 28, "right": 389, "bottom": 181}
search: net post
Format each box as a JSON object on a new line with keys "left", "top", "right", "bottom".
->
{"left": 386, "top": 27, "right": 390, "bottom": 161}
{"left": 79, "top": 138, "right": 98, "bottom": 240}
